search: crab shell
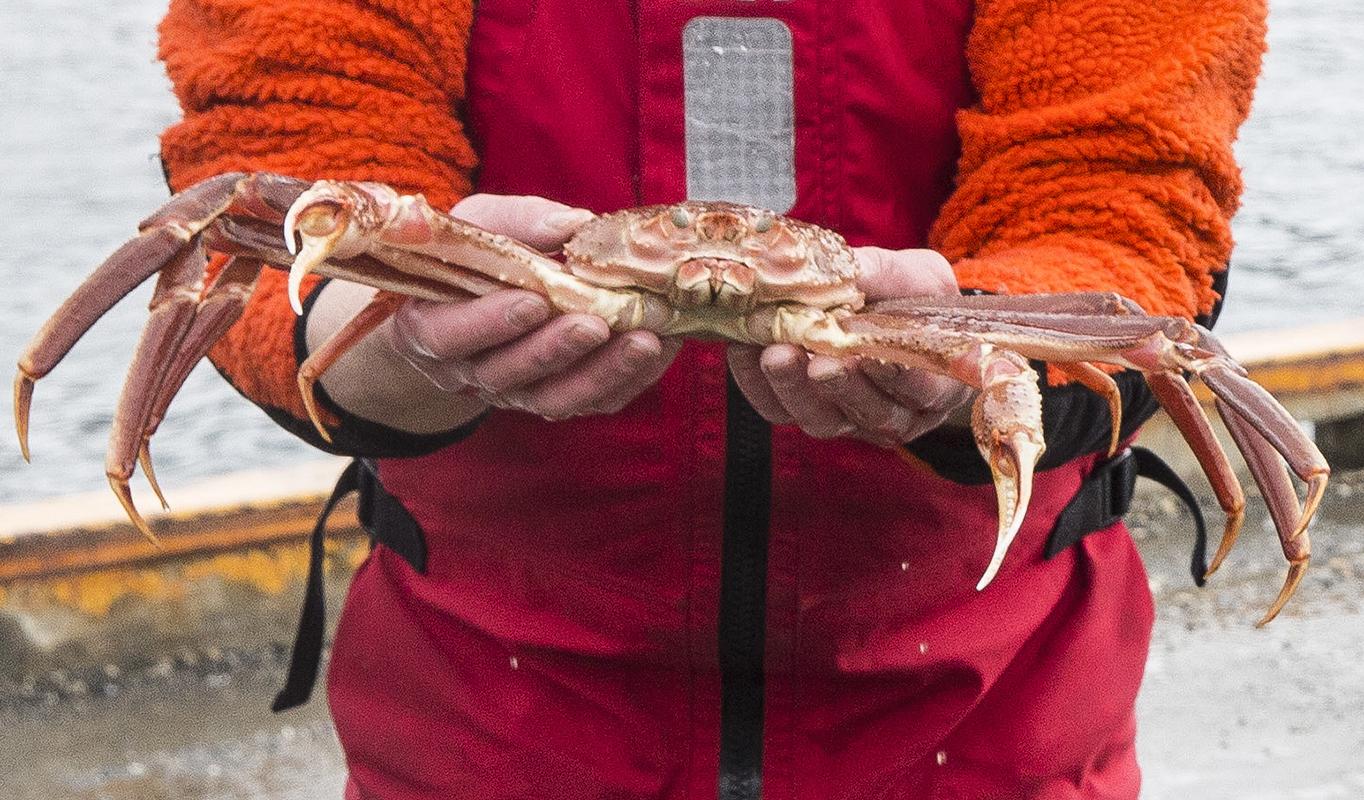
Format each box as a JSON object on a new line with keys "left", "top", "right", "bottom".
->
{"left": 562, "top": 202, "right": 864, "bottom": 316}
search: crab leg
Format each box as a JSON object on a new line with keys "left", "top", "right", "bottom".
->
{"left": 872, "top": 291, "right": 1146, "bottom": 318}
{"left": 13, "top": 173, "right": 309, "bottom": 461}
{"left": 282, "top": 181, "right": 674, "bottom": 330}
{"left": 774, "top": 307, "right": 1045, "bottom": 589}
{"left": 13, "top": 175, "right": 247, "bottom": 461}
{"left": 295, "top": 290, "right": 408, "bottom": 442}
{"left": 1144, "top": 371, "right": 1246, "bottom": 578}
{"left": 1199, "top": 362, "right": 1329, "bottom": 525}
{"left": 1052, "top": 361, "right": 1124, "bottom": 457}
{"left": 1217, "top": 399, "right": 1310, "bottom": 625}
{"left": 104, "top": 237, "right": 209, "bottom": 542}
{"left": 133, "top": 256, "right": 265, "bottom": 508}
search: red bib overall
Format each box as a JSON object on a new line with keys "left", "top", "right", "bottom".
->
{"left": 327, "top": 2, "right": 1155, "bottom": 798}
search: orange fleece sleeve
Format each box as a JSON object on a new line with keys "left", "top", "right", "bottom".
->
{"left": 157, "top": 0, "right": 476, "bottom": 429}
{"left": 930, "top": 0, "right": 1267, "bottom": 321}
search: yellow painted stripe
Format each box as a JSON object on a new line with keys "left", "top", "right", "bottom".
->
{"left": 0, "top": 495, "right": 362, "bottom": 584}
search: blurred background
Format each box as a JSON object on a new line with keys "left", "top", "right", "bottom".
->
{"left": 3, "top": 0, "right": 1363, "bottom": 504}
{"left": 1, "top": 0, "right": 1362, "bottom": 797}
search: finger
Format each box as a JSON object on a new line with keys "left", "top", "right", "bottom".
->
{"left": 727, "top": 344, "right": 795, "bottom": 424}
{"left": 854, "top": 246, "right": 957, "bottom": 301}
{"left": 466, "top": 314, "right": 610, "bottom": 393}
{"left": 861, "top": 360, "right": 971, "bottom": 414}
{"left": 588, "top": 337, "right": 685, "bottom": 414}
{"left": 760, "top": 345, "right": 854, "bottom": 438}
{"left": 808, "top": 355, "right": 917, "bottom": 444}
{"left": 517, "top": 331, "right": 676, "bottom": 418}
{"left": 390, "top": 291, "right": 551, "bottom": 363}
{"left": 451, "top": 194, "right": 596, "bottom": 251}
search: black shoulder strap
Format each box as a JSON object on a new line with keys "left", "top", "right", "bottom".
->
{"left": 272, "top": 459, "right": 428, "bottom": 712}
{"left": 272, "top": 459, "right": 360, "bottom": 712}
{"left": 1046, "top": 446, "right": 1209, "bottom": 586}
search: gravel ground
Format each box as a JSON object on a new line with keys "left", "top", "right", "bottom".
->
{"left": 1132, "top": 471, "right": 1364, "bottom": 799}
{"left": 2, "top": 471, "right": 1361, "bottom": 799}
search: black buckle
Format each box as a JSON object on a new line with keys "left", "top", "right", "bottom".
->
{"left": 1104, "top": 447, "right": 1137, "bottom": 524}
{"left": 1046, "top": 446, "right": 1207, "bottom": 586}
{"left": 1046, "top": 448, "right": 1134, "bottom": 559}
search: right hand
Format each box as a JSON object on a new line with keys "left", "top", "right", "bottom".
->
{"left": 375, "top": 194, "right": 682, "bottom": 424}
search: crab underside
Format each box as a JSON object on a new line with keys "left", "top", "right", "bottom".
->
{"left": 15, "top": 173, "right": 1329, "bottom": 625}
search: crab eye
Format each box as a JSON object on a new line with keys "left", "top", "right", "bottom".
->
{"left": 753, "top": 213, "right": 775, "bottom": 233}
{"left": 671, "top": 208, "right": 693, "bottom": 228}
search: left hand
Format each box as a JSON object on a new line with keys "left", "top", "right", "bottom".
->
{"left": 727, "top": 246, "right": 973, "bottom": 446}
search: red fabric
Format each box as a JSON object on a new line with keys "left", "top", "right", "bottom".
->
{"left": 326, "top": 2, "right": 1155, "bottom": 797}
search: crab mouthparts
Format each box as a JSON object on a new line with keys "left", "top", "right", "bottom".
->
{"left": 673, "top": 258, "right": 757, "bottom": 309}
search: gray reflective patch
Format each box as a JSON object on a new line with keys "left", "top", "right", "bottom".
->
{"left": 682, "top": 17, "right": 796, "bottom": 213}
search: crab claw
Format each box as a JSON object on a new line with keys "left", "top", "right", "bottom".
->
{"left": 970, "top": 350, "right": 1047, "bottom": 590}
{"left": 977, "top": 427, "right": 1045, "bottom": 590}
{"left": 283, "top": 202, "right": 347, "bottom": 315}
{"left": 284, "top": 182, "right": 380, "bottom": 314}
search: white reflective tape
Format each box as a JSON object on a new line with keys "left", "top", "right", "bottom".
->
{"left": 682, "top": 17, "right": 796, "bottom": 213}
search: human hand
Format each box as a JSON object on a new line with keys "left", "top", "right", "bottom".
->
{"left": 382, "top": 194, "right": 683, "bottom": 421}
{"left": 727, "top": 246, "right": 972, "bottom": 446}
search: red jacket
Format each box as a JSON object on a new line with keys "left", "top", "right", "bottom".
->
{"left": 156, "top": 0, "right": 1266, "bottom": 797}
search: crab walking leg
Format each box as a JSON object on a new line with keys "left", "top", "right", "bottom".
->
{"left": 134, "top": 257, "right": 266, "bottom": 510}
{"left": 295, "top": 291, "right": 408, "bottom": 442}
{"left": 872, "top": 291, "right": 1146, "bottom": 318}
{"left": 1199, "top": 363, "right": 1330, "bottom": 532}
{"left": 773, "top": 307, "right": 1045, "bottom": 589}
{"left": 103, "top": 238, "right": 211, "bottom": 543}
{"left": 282, "top": 182, "right": 673, "bottom": 331}
{"left": 1144, "top": 371, "right": 1247, "bottom": 577}
{"left": 15, "top": 225, "right": 217, "bottom": 459}
{"left": 1188, "top": 325, "right": 1330, "bottom": 532}
{"left": 1217, "top": 398, "right": 1311, "bottom": 625}
{"left": 11, "top": 172, "right": 298, "bottom": 461}
{"left": 1051, "top": 361, "right": 1124, "bottom": 457}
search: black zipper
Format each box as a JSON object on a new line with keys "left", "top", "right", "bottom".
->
{"left": 718, "top": 373, "right": 772, "bottom": 800}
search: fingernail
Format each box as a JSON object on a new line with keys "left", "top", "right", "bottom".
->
{"left": 761, "top": 351, "right": 799, "bottom": 383}
{"left": 624, "top": 335, "right": 661, "bottom": 363}
{"left": 809, "top": 360, "right": 846, "bottom": 383}
{"left": 567, "top": 321, "right": 607, "bottom": 349}
{"left": 541, "top": 209, "right": 595, "bottom": 237}
{"left": 507, "top": 297, "right": 550, "bottom": 328}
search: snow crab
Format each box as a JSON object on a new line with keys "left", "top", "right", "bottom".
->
{"left": 14, "top": 173, "right": 1330, "bottom": 624}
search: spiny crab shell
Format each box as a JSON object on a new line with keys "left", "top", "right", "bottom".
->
{"left": 562, "top": 201, "right": 863, "bottom": 313}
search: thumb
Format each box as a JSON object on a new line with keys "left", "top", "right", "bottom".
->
{"left": 451, "top": 194, "right": 596, "bottom": 251}
{"left": 854, "top": 246, "right": 958, "bottom": 301}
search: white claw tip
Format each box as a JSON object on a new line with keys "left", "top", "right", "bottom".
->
{"left": 287, "top": 264, "right": 306, "bottom": 316}
{"left": 975, "top": 561, "right": 1002, "bottom": 592}
{"left": 975, "top": 508, "right": 1028, "bottom": 592}
{"left": 283, "top": 206, "right": 301, "bottom": 256}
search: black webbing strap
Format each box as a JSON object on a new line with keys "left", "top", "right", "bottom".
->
{"left": 1046, "top": 446, "right": 1209, "bottom": 587}
{"left": 272, "top": 459, "right": 427, "bottom": 712}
